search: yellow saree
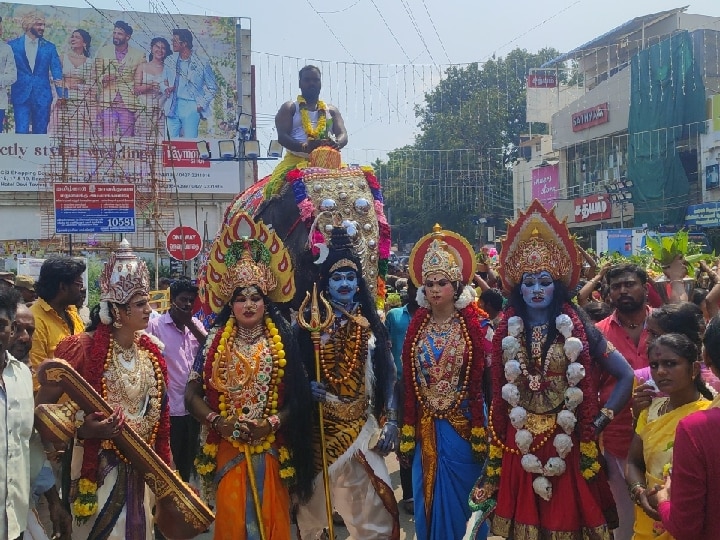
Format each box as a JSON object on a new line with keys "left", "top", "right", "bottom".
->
{"left": 632, "top": 397, "right": 710, "bottom": 540}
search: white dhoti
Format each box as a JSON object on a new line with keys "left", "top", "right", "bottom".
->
{"left": 296, "top": 416, "right": 397, "bottom": 540}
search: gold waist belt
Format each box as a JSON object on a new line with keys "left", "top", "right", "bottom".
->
{"left": 525, "top": 412, "right": 557, "bottom": 436}
{"left": 323, "top": 397, "right": 368, "bottom": 422}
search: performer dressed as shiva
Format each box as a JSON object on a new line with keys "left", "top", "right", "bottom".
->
{"left": 400, "top": 224, "right": 493, "bottom": 540}
{"left": 474, "top": 200, "right": 634, "bottom": 539}
{"left": 295, "top": 219, "right": 400, "bottom": 540}
{"left": 186, "top": 211, "right": 315, "bottom": 540}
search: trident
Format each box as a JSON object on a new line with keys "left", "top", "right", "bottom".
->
{"left": 297, "top": 283, "right": 336, "bottom": 539}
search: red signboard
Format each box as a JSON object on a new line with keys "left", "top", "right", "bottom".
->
{"left": 574, "top": 194, "right": 612, "bottom": 222}
{"left": 166, "top": 226, "right": 203, "bottom": 261}
{"left": 572, "top": 103, "right": 609, "bottom": 132}
{"left": 527, "top": 72, "right": 558, "bottom": 88}
{"left": 162, "top": 141, "right": 211, "bottom": 168}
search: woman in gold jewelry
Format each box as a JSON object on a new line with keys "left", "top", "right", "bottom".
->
{"left": 185, "top": 212, "right": 314, "bottom": 539}
{"left": 399, "top": 224, "right": 492, "bottom": 540}
{"left": 36, "top": 240, "right": 172, "bottom": 539}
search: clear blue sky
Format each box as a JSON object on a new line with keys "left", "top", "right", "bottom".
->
{"left": 19, "top": 0, "right": 720, "bottom": 172}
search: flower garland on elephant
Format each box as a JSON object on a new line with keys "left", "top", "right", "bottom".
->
{"left": 73, "top": 323, "right": 171, "bottom": 521}
{"left": 399, "top": 302, "right": 490, "bottom": 463}
{"left": 485, "top": 303, "right": 602, "bottom": 492}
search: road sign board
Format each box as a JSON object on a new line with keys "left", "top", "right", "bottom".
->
{"left": 54, "top": 184, "right": 136, "bottom": 234}
{"left": 166, "top": 226, "right": 202, "bottom": 261}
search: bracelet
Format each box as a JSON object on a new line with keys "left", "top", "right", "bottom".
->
{"left": 211, "top": 415, "right": 222, "bottom": 432}
{"left": 205, "top": 412, "right": 220, "bottom": 426}
{"left": 628, "top": 481, "right": 647, "bottom": 504}
{"left": 267, "top": 414, "right": 281, "bottom": 434}
{"left": 386, "top": 409, "right": 398, "bottom": 422}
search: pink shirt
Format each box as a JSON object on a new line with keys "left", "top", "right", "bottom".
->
{"left": 146, "top": 312, "right": 205, "bottom": 416}
{"left": 657, "top": 407, "right": 720, "bottom": 540}
{"left": 595, "top": 306, "right": 651, "bottom": 458}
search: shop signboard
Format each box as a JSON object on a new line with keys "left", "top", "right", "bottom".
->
{"left": 572, "top": 103, "right": 609, "bottom": 132}
{"left": 685, "top": 202, "right": 720, "bottom": 228}
{"left": 54, "top": 183, "right": 136, "bottom": 234}
{"left": 531, "top": 164, "right": 559, "bottom": 208}
{"left": 574, "top": 194, "right": 611, "bottom": 223}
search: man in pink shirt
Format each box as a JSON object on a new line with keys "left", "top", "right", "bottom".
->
{"left": 146, "top": 279, "right": 207, "bottom": 481}
{"left": 596, "top": 263, "right": 652, "bottom": 540}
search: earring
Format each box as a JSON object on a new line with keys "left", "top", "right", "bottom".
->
{"left": 113, "top": 320, "right": 123, "bottom": 329}
{"left": 111, "top": 305, "right": 123, "bottom": 328}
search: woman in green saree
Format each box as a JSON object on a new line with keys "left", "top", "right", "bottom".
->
{"left": 625, "top": 333, "right": 715, "bottom": 540}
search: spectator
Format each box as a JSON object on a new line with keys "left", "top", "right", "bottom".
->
{"left": 14, "top": 274, "right": 37, "bottom": 303}
{"left": 29, "top": 257, "right": 85, "bottom": 389}
{"left": 0, "top": 287, "right": 34, "bottom": 540}
{"left": 0, "top": 271, "right": 15, "bottom": 288}
{"left": 146, "top": 279, "right": 206, "bottom": 481}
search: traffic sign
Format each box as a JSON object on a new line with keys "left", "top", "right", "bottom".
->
{"left": 54, "top": 184, "right": 136, "bottom": 234}
{"left": 166, "top": 226, "right": 202, "bottom": 261}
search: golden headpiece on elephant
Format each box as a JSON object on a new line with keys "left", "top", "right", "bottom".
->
{"left": 99, "top": 239, "right": 150, "bottom": 304}
{"left": 408, "top": 224, "right": 475, "bottom": 287}
{"left": 202, "top": 211, "right": 295, "bottom": 313}
{"left": 500, "top": 199, "right": 582, "bottom": 291}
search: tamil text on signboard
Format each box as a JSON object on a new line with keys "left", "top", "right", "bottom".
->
{"left": 54, "top": 183, "right": 136, "bottom": 234}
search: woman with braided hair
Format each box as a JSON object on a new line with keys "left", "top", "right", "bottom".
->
{"left": 475, "top": 200, "right": 634, "bottom": 539}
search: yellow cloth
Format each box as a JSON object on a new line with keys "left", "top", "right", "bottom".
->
{"left": 213, "top": 440, "right": 291, "bottom": 540}
{"left": 263, "top": 153, "right": 308, "bottom": 199}
{"left": 632, "top": 397, "right": 710, "bottom": 540}
{"left": 29, "top": 299, "right": 84, "bottom": 390}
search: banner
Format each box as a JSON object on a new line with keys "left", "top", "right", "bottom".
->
{"left": 0, "top": 2, "right": 241, "bottom": 194}
{"left": 531, "top": 164, "right": 559, "bottom": 208}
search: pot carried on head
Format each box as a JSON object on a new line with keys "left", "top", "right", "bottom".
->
{"left": 35, "top": 359, "right": 214, "bottom": 540}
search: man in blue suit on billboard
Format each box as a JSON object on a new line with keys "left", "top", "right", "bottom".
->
{"left": 8, "top": 10, "right": 62, "bottom": 134}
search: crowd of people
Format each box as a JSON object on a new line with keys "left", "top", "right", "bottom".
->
{"left": 4, "top": 63, "right": 720, "bottom": 540}
{"left": 0, "top": 10, "right": 217, "bottom": 137}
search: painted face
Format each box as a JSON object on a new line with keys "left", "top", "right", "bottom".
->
{"left": 232, "top": 287, "right": 265, "bottom": 329}
{"left": 328, "top": 270, "right": 358, "bottom": 304}
{"left": 607, "top": 272, "right": 646, "bottom": 313}
{"left": 118, "top": 294, "right": 151, "bottom": 332}
{"left": 520, "top": 271, "right": 555, "bottom": 310}
{"left": 423, "top": 272, "right": 455, "bottom": 311}
{"left": 649, "top": 343, "right": 698, "bottom": 395}
{"left": 8, "top": 304, "right": 34, "bottom": 362}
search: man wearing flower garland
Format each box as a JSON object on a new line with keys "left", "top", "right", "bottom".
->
{"left": 296, "top": 221, "right": 400, "bottom": 540}
{"left": 271, "top": 65, "right": 348, "bottom": 181}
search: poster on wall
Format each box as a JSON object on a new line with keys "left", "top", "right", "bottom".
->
{"left": 707, "top": 163, "right": 720, "bottom": 191}
{"left": 0, "top": 2, "right": 242, "bottom": 194}
{"left": 531, "top": 164, "right": 559, "bottom": 209}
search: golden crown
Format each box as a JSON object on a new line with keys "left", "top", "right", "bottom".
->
{"left": 422, "top": 238, "right": 461, "bottom": 282}
{"left": 218, "top": 248, "right": 277, "bottom": 298}
{"left": 500, "top": 200, "right": 581, "bottom": 290}
{"left": 100, "top": 239, "right": 150, "bottom": 304}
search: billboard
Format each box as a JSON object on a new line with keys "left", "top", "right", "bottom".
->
{"left": 54, "top": 183, "right": 135, "bottom": 234}
{"left": 0, "top": 2, "right": 242, "bottom": 194}
{"left": 531, "top": 164, "right": 559, "bottom": 208}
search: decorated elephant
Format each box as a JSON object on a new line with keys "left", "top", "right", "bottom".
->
{"left": 197, "top": 147, "right": 391, "bottom": 321}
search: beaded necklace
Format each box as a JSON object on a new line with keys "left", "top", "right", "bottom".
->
{"left": 410, "top": 312, "right": 473, "bottom": 419}
{"left": 211, "top": 316, "right": 287, "bottom": 454}
{"left": 320, "top": 313, "right": 367, "bottom": 386}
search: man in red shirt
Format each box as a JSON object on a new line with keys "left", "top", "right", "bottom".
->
{"left": 596, "top": 263, "right": 652, "bottom": 540}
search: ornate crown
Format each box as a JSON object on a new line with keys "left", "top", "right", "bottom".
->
{"left": 500, "top": 200, "right": 581, "bottom": 291}
{"left": 200, "top": 211, "right": 295, "bottom": 313}
{"left": 100, "top": 239, "right": 150, "bottom": 304}
{"left": 408, "top": 224, "right": 475, "bottom": 286}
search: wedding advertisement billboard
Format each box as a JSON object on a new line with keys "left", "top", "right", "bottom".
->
{"left": 0, "top": 2, "right": 242, "bottom": 194}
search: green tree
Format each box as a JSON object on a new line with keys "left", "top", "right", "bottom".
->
{"left": 379, "top": 47, "right": 560, "bottom": 243}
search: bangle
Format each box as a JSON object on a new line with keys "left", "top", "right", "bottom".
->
{"left": 211, "top": 416, "right": 222, "bottom": 432}
{"left": 267, "top": 414, "right": 281, "bottom": 434}
{"left": 628, "top": 481, "right": 647, "bottom": 504}
{"left": 205, "top": 412, "right": 219, "bottom": 426}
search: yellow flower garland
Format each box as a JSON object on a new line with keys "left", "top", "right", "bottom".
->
{"left": 297, "top": 95, "right": 327, "bottom": 139}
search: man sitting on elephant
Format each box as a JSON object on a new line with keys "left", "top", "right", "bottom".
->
{"left": 271, "top": 65, "right": 348, "bottom": 181}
